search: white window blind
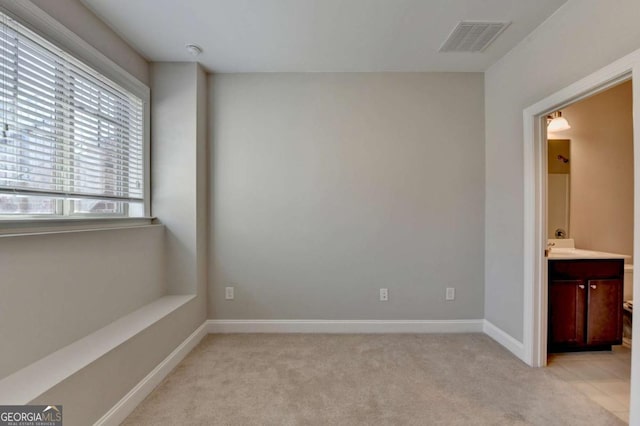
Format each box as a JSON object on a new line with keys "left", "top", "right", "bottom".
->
{"left": 0, "top": 10, "right": 145, "bottom": 217}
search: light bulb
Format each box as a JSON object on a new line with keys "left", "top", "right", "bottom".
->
{"left": 547, "top": 116, "right": 571, "bottom": 132}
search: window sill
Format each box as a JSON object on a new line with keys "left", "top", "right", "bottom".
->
{"left": 0, "top": 216, "right": 158, "bottom": 237}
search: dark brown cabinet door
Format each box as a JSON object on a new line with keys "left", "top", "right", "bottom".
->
{"left": 548, "top": 259, "right": 624, "bottom": 352}
{"left": 586, "top": 279, "right": 623, "bottom": 345}
{"left": 548, "top": 280, "right": 585, "bottom": 347}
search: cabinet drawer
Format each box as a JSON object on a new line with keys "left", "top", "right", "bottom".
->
{"left": 549, "top": 259, "right": 623, "bottom": 279}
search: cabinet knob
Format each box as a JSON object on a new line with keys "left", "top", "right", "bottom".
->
{"left": 590, "top": 284, "right": 597, "bottom": 289}
{"left": 578, "top": 284, "right": 585, "bottom": 289}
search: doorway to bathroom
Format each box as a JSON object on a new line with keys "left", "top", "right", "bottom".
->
{"left": 544, "top": 80, "right": 633, "bottom": 423}
{"left": 523, "top": 48, "right": 640, "bottom": 425}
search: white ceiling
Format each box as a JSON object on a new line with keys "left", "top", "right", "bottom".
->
{"left": 82, "top": 0, "right": 567, "bottom": 73}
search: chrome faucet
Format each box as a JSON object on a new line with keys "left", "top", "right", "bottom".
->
{"left": 545, "top": 242, "right": 555, "bottom": 257}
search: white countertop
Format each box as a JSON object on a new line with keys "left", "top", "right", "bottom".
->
{"left": 548, "top": 247, "right": 630, "bottom": 260}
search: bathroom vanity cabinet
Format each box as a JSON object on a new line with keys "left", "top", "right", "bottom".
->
{"left": 548, "top": 259, "right": 623, "bottom": 352}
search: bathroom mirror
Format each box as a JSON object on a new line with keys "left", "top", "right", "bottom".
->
{"left": 547, "top": 139, "right": 570, "bottom": 239}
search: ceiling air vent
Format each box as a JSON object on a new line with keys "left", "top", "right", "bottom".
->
{"left": 439, "top": 21, "right": 510, "bottom": 52}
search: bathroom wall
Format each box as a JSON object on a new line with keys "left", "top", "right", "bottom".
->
{"left": 209, "top": 72, "right": 485, "bottom": 321}
{"left": 548, "top": 81, "right": 634, "bottom": 258}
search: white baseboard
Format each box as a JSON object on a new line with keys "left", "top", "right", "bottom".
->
{"left": 483, "top": 320, "right": 525, "bottom": 361}
{"left": 206, "top": 319, "right": 484, "bottom": 334}
{"left": 94, "top": 322, "right": 208, "bottom": 426}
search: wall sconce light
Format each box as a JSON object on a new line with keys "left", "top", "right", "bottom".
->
{"left": 547, "top": 111, "right": 571, "bottom": 132}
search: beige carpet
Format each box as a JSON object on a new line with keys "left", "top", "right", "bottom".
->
{"left": 123, "top": 334, "right": 624, "bottom": 425}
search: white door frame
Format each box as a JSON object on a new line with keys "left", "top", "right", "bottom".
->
{"left": 523, "top": 49, "right": 640, "bottom": 423}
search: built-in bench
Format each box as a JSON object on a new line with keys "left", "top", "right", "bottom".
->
{"left": 0, "top": 295, "right": 194, "bottom": 404}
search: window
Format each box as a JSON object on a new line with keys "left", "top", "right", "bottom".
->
{"left": 0, "top": 11, "right": 146, "bottom": 219}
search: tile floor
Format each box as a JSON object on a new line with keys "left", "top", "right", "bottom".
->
{"left": 547, "top": 345, "right": 631, "bottom": 424}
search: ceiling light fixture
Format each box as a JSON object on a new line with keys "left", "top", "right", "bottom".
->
{"left": 547, "top": 111, "right": 571, "bottom": 132}
{"left": 185, "top": 44, "right": 202, "bottom": 57}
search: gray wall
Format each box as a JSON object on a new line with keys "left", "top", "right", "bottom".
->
{"left": 209, "top": 73, "right": 485, "bottom": 320}
{"left": 484, "top": 0, "right": 640, "bottom": 341}
{"left": 0, "top": 225, "right": 165, "bottom": 379}
{"left": 150, "top": 61, "right": 209, "bottom": 323}
{"left": 152, "top": 62, "right": 209, "bottom": 298}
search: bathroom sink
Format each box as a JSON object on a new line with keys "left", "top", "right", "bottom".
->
{"left": 548, "top": 247, "right": 629, "bottom": 260}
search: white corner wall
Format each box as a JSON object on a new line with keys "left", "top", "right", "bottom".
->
{"left": 484, "top": 0, "right": 640, "bottom": 342}
{"left": 209, "top": 73, "right": 485, "bottom": 321}
{"left": 152, "top": 62, "right": 208, "bottom": 299}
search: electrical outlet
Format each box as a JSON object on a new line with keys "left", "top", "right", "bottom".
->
{"left": 225, "top": 286, "right": 234, "bottom": 300}
{"left": 446, "top": 287, "right": 455, "bottom": 301}
{"left": 379, "top": 288, "right": 389, "bottom": 301}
